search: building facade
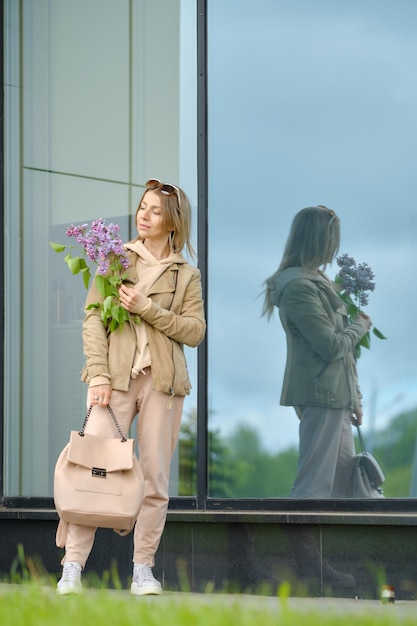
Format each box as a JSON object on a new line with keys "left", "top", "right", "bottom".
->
{"left": 1, "top": 0, "right": 417, "bottom": 597}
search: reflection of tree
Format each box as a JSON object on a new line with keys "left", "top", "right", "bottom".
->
{"left": 178, "top": 410, "right": 298, "bottom": 497}
{"left": 226, "top": 425, "right": 298, "bottom": 497}
{"left": 208, "top": 427, "right": 240, "bottom": 497}
{"left": 178, "top": 408, "right": 241, "bottom": 496}
{"left": 179, "top": 406, "right": 417, "bottom": 498}
{"left": 369, "top": 407, "right": 417, "bottom": 496}
{"left": 178, "top": 409, "right": 198, "bottom": 496}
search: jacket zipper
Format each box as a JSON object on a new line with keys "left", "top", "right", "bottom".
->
{"left": 167, "top": 338, "right": 176, "bottom": 409}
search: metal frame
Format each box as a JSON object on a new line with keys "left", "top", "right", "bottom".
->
{"left": 0, "top": 0, "right": 4, "bottom": 499}
{"left": 195, "top": 0, "right": 208, "bottom": 510}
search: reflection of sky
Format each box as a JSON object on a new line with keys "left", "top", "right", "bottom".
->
{"left": 207, "top": 0, "right": 417, "bottom": 452}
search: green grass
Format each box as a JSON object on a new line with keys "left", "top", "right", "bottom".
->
{"left": 0, "top": 583, "right": 416, "bottom": 626}
{"left": 1, "top": 546, "right": 415, "bottom": 625}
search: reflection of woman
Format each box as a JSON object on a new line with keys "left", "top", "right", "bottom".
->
{"left": 57, "top": 179, "right": 206, "bottom": 595}
{"left": 262, "top": 206, "right": 372, "bottom": 498}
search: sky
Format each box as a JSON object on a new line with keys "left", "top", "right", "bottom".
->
{"left": 202, "top": 0, "right": 417, "bottom": 454}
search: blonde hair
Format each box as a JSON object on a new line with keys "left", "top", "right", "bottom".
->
{"left": 134, "top": 184, "right": 195, "bottom": 258}
{"left": 262, "top": 205, "right": 340, "bottom": 319}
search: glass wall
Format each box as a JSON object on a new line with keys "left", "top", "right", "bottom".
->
{"left": 207, "top": 0, "right": 417, "bottom": 498}
{"left": 3, "top": 0, "right": 417, "bottom": 505}
{"left": 3, "top": 0, "right": 198, "bottom": 496}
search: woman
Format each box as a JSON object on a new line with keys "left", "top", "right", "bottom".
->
{"left": 262, "top": 205, "right": 372, "bottom": 589}
{"left": 57, "top": 179, "right": 206, "bottom": 595}
{"left": 262, "top": 206, "right": 372, "bottom": 499}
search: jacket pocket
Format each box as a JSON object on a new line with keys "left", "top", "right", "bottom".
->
{"left": 313, "top": 362, "right": 338, "bottom": 406}
{"left": 313, "top": 362, "right": 329, "bottom": 400}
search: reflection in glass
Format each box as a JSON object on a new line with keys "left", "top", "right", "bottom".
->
{"left": 207, "top": 0, "right": 417, "bottom": 497}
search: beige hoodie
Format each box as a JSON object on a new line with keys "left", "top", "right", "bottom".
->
{"left": 81, "top": 243, "right": 206, "bottom": 396}
{"left": 124, "top": 240, "right": 185, "bottom": 377}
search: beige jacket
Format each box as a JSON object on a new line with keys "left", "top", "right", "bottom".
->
{"left": 81, "top": 246, "right": 206, "bottom": 397}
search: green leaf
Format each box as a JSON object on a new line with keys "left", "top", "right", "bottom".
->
{"left": 81, "top": 267, "right": 91, "bottom": 289}
{"left": 111, "top": 305, "right": 121, "bottom": 322}
{"left": 101, "top": 307, "right": 111, "bottom": 326}
{"left": 49, "top": 241, "right": 66, "bottom": 253}
{"left": 96, "top": 276, "right": 115, "bottom": 298}
{"left": 78, "top": 258, "right": 88, "bottom": 269}
{"left": 338, "top": 292, "right": 352, "bottom": 305}
{"left": 373, "top": 326, "right": 387, "bottom": 340}
{"left": 66, "top": 256, "right": 81, "bottom": 275}
{"left": 86, "top": 302, "right": 99, "bottom": 310}
{"left": 109, "top": 317, "right": 118, "bottom": 333}
{"left": 102, "top": 295, "right": 113, "bottom": 313}
{"left": 347, "top": 302, "right": 360, "bottom": 319}
{"left": 358, "top": 331, "right": 371, "bottom": 349}
{"left": 95, "top": 275, "right": 107, "bottom": 297}
{"left": 106, "top": 284, "right": 116, "bottom": 298}
{"left": 107, "top": 274, "right": 123, "bottom": 287}
{"left": 116, "top": 305, "right": 130, "bottom": 327}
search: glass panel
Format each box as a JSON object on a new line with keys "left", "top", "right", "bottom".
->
{"left": 4, "top": 0, "right": 197, "bottom": 496}
{"left": 207, "top": 0, "right": 417, "bottom": 498}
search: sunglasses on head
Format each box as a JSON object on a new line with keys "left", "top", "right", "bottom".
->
{"left": 145, "top": 178, "right": 180, "bottom": 206}
{"left": 318, "top": 205, "right": 338, "bottom": 225}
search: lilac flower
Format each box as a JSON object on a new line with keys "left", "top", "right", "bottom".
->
{"left": 335, "top": 253, "right": 386, "bottom": 356}
{"left": 336, "top": 254, "right": 375, "bottom": 307}
{"left": 51, "top": 218, "right": 137, "bottom": 333}
{"left": 66, "top": 219, "right": 129, "bottom": 275}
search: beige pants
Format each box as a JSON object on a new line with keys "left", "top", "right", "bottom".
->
{"left": 63, "top": 368, "right": 184, "bottom": 568}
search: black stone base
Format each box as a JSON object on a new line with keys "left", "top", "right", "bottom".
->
{"left": 0, "top": 512, "right": 416, "bottom": 600}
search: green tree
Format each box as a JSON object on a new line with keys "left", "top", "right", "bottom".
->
{"left": 178, "top": 410, "right": 197, "bottom": 496}
{"left": 227, "top": 424, "right": 298, "bottom": 497}
{"left": 369, "top": 408, "right": 417, "bottom": 497}
{"left": 178, "top": 409, "right": 241, "bottom": 497}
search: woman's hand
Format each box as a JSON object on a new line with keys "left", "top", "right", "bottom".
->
{"left": 358, "top": 311, "right": 373, "bottom": 332}
{"left": 351, "top": 405, "right": 363, "bottom": 427}
{"left": 119, "top": 284, "right": 140, "bottom": 312}
{"left": 89, "top": 384, "right": 112, "bottom": 407}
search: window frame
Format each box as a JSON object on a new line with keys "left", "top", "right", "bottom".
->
{"left": 0, "top": 0, "right": 4, "bottom": 500}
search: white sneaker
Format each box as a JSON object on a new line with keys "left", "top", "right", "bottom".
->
{"left": 131, "top": 563, "right": 162, "bottom": 595}
{"left": 57, "top": 561, "right": 83, "bottom": 595}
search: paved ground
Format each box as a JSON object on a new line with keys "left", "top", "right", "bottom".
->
{"left": 196, "top": 593, "right": 413, "bottom": 614}
{"left": 143, "top": 592, "right": 414, "bottom": 617}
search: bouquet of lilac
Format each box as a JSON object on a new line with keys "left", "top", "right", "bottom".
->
{"left": 335, "top": 253, "right": 386, "bottom": 356}
{"left": 50, "top": 218, "right": 139, "bottom": 332}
